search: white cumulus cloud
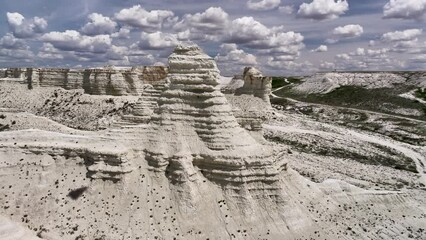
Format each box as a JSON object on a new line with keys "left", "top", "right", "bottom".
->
{"left": 297, "top": 0, "right": 349, "bottom": 20}
{"left": 6, "top": 12, "right": 47, "bottom": 38}
{"left": 278, "top": 5, "right": 294, "bottom": 14}
{"left": 312, "top": 45, "right": 328, "bottom": 52}
{"left": 41, "top": 30, "right": 112, "bottom": 53}
{"left": 332, "top": 24, "right": 364, "bottom": 38}
{"left": 114, "top": 5, "right": 177, "bottom": 32}
{"left": 349, "top": 48, "right": 365, "bottom": 56}
{"left": 137, "top": 32, "right": 179, "bottom": 50}
{"left": 247, "top": 0, "right": 281, "bottom": 11}
{"left": 381, "top": 29, "right": 423, "bottom": 42}
{"left": 81, "top": 13, "right": 117, "bottom": 36}
{"left": 174, "top": 7, "right": 229, "bottom": 40}
{"left": 215, "top": 43, "right": 257, "bottom": 65}
{"left": 0, "top": 33, "right": 28, "bottom": 50}
{"left": 226, "top": 17, "right": 272, "bottom": 44}
{"left": 111, "top": 28, "right": 131, "bottom": 39}
{"left": 383, "top": 0, "right": 426, "bottom": 20}
{"left": 226, "top": 17, "right": 304, "bottom": 65}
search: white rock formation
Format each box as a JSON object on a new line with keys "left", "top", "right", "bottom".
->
{"left": 142, "top": 42, "right": 285, "bottom": 190}
{"left": 295, "top": 72, "right": 407, "bottom": 94}
{"left": 236, "top": 67, "right": 272, "bottom": 104}
{"left": 1, "top": 66, "right": 169, "bottom": 96}
{"left": 220, "top": 75, "right": 244, "bottom": 93}
{"left": 0, "top": 43, "right": 425, "bottom": 240}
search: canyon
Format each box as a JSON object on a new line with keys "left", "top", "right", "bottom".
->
{"left": 0, "top": 43, "right": 425, "bottom": 240}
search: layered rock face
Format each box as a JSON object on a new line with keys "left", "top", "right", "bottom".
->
{"left": 142, "top": 43, "right": 285, "bottom": 193}
{"left": 118, "top": 67, "right": 169, "bottom": 124}
{"left": 2, "top": 68, "right": 27, "bottom": 79}
{"left": 0, "top": 68, "right": 6, "bottom": 78}
{"left": 219, "top": 68, "right": 272, "bottom": 133}
{"left": 1, "top": 66, "right": 168, "bottom": 96}
{"left": 27, "top": 67, "right": 145, "bottom": 96}
{"left": 132, "top": 66, "right": 168, "bottom": 85}
{"left": 235, "top": 67, "right": 272, "bottom": 104}
{"left": 220, "top": 75, "right": 244, "bottom": 93}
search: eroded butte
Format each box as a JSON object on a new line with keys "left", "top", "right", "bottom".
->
{"left": 0, "top": 43, "right": 425, "bottom": 240}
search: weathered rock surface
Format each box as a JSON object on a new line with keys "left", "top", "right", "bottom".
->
{"left": 219, "top": 67, "right": 272, "bottom": 133}
{"left": 140, "top": 43, "right": 285, "bottom": 191}
{"left": 219, "top": 75, "right": 244, "bottom": 93}
{"left": 0, "top": 83, "right": 138, "bottom": 130}
{"left": 0, "top": 215, "right": 41, "bottom": 240}
{"left": 0, "top": 43, "right": 425, "bottom": 240}
{"left": 1, "top": 66, "right": 169, "bottom": 96}
{"left": 235, "top": 67, "right": 272, "bottom": 104}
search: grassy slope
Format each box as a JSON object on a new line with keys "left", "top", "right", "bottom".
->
{"left": 271, "top": 77, "right": 302, "bottom": 89}
{"left": 273, "top": 85, "right": 426, "bottom": 121}
{"left": 416, "top": 88, "right": 426, "bottom": 101}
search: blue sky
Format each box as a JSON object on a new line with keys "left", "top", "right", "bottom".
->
{"left": 0, "top": 0, "right": 425, "bottom": 75}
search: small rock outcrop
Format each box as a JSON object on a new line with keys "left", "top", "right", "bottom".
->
{"left": 220, "top": 75, "right": 244, "bottom": 93}
{"left": 220, "top": 67, "right": 272, "bottom": 133}
{"left": 235, "top": 67, "right": 272, "bottom": 104}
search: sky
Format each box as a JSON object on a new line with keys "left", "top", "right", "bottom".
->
{"left": 0, "top": 0, "right": 426, "bottom": 76}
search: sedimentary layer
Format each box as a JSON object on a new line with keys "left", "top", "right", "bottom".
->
{"left": 1, "top": 66, "right": 168, "bottom": 96}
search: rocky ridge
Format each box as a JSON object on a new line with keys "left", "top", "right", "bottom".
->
{"left": 1, "top": 66, "right": 168, "bottom": 96}
{"left": 294, "top": 72, "right": 419, "bottom": 94}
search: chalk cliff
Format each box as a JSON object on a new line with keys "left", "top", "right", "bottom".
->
{"left": 1, "top": 43, "right": 424, "bottom": 240}
{"left": 141, "top": 43, "right": 285, "bottom": 193}
{"left": 236, "top": 67, "right": 272, "bottom": 104}
{"left": 1, "top": 66, "right": 168, "bottom": 96}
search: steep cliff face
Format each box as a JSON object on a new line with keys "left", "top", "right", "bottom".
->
{"left": 141, "top": 43, "right": 285, "bottom": 193}
{"left": 28, "top": 67, "right": 143, "bottom": 96}
{"left": 0, "top": 68, "right": 6, "bottom": 78}
{"left": 134, "top": 66, "right": 169, "bottom": 85}
{"left": 3, "top": 68, "right": 27, "bottom": 79}
{"left": 1, "top": 66, "right": 169, "bottom": 96}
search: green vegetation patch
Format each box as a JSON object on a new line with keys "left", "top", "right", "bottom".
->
{"left": 271, "top": 76, "right": 302, "bottom": 89}
{"left": 274, "top": 85, "right": 426, "bottom": 120}
{"left": 415, "top": 88, "right": 426, "bottom": 101}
